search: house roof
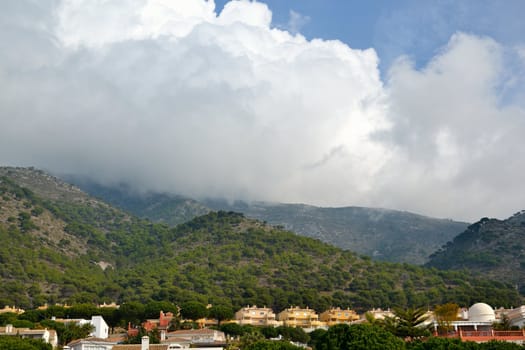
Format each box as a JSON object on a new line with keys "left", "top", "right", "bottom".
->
{"left": 112, "top": 345, "right": 169, "bottom": 350}
{"left": 67, "top": 337, "right": 117, "bottom": 346}
{"left": 107, "top": 334, "right": 128, "bottom": 342}
{"left": 0, "top": 327, "right": 55, "bottom": 336}
{"left": 20, "top": 329, "right": 52, "bottom": 335}
{"left": 193, "top": 341, "right": 228, "bottom": 346}
{"left": 170, "top": 328, "right": 218, "bottom": 335}
{"left": 162, "top": 336, "right": 191, "bottom": 343}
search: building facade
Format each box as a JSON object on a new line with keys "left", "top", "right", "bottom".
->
{"left": 505, "top": 306, "right": 525, "bottom": 328}
{"left": 0, "top": 324, "right": 58, "bottom": 348}
{"left": 66, "top": 337, "right": 116, "bottom": 350}
{"left": 235, "top": 305, "right": 278, "bottom": 327}
{"left": 277, "top": 306, "right": 321, "bottom": 329}
{"left": 319, "top": 307, "right": 359, "bottom": 326}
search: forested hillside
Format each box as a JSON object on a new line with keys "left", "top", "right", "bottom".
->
{"left": 68, "top": 179, "right": 210, "bottom": 226}
{"left": 427, "top": 211, "right": 525, "bottom": 293}
{"left": 70, "top": 178, "right": 468, "bottom": 264}
{"left": 205, "top": 200, "right": 468, "bottom": 264}
{"left": 0, "top": 167, "right": 521, "bottom": 312}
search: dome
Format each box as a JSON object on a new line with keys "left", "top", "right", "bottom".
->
{"left": 468, "top": 303, "right": 495, "bottom": 322}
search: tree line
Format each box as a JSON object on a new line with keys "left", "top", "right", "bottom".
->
{"left": 2, "top": 303, "right": 525, "bottom": 349}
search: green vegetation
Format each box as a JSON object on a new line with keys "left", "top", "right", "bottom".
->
{"left": 434, "top": 303, "right": 460, "bottom": 334}
{"left": 1, "top": 305, "right": 525, "bottom": 350}
{"left": 245, "top": 340, "right": 304, "bottom": 350}
{"left": 69, "top": 179, "right": 210, "bottom": 226}
{"left": 0, "top": 336, "right": 51, "bottom": 350}
{"left": 314, "top": 324, "right": 405, "bottom": 350}
{"left": 1, "top": 168, "right": 524, "bottom": 350}
{"left": 218, "top": 321, "right": 525, "bottom": 350}
{"left": 0, "top": 168, "right": 522, "bottom": 313}
{"left": 407, "top": 338, "right": 524, "bottom": 350}
{"left": 72, "top": 178, "right": 469, "bottom": 264}
{"left": 204, "top": 201, "right": 469, "bottom": 264}
{"left": 209, "top": 305, "right": 235, "bottom": 325}
{"left": 383, "top": 307, "right": 432, "bottom": 339}
{"left": 180, "top": 301, "right": 208, "bottom": 320}
{"left": 427, "top": 211, "right": 525, "bottom": 293}
{"left": 305, "top": 324, "right": 525, "bottom": 350}
{"left": 123, "top": 327, "right": 161, "bottom": 344}
{"left": 39, "top": 320, "right": 93, "bottom": 346}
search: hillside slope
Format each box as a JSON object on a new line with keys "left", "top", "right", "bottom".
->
{"left": 67, "top": 179, "right": 210, "bottom": 226}
{"left": 0, "top": 175, "right": 110, "bottom": 307}
{"left": 426, "top": 211, "right": 525, "bottom": 293}
{"left": 0, "top": 168, "right": 178, "bottom": 306}
{"left": 205, "top": 200, "right": 468, "bottom": 264}
{"left": 0, "top": 167, "right": 520, "bottom": 312}
{"left": 69, "top": 179, "right": 468, "bottom": 264}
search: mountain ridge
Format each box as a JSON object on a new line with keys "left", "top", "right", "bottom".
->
{"left": 204, "top": 199, "right": 468, "bottom": 264}
{"left": 68, "top": 177, "right": 468, "bottom": 264}
{"left": 426, "top": 210, "right": 525, "bottom": 293}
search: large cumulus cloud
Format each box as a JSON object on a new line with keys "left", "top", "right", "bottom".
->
{"left": 379, "top": 33, "right": 525, "bottom": 220}
{"left": 1, "top": 0, "right": 524, "bottom": 221}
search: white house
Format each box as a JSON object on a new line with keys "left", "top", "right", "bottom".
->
{"left": 503, "top": 306, "right": 525, "bottom": 328}
{"left": 84, "top": 315, "right": 109, "bottom": 339}
{"left": 65, "top": 337, "right": 116, "bottom": 350}
{"left": 166, "top": 329, "right": 226, "bottom": 346}
{"left": 432, "top": 302, "right": 496, "bottom": 332}
{"left": 0, "top": 324, "right": 58, "bottom": 348}
{"left": 55, "top": 315, "right": 109, "bottom": 339}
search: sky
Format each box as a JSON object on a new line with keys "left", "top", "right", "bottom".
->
{"left": 1, "top": 0, "right": 525, "bottom": 222}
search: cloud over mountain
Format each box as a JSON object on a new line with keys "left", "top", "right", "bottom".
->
{"left": 1, "top": 0, "right": 524, "bottom": 221}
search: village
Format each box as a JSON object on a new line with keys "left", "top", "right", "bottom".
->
{"left": 3, "top": 302, "right": 525, "bottom": 349}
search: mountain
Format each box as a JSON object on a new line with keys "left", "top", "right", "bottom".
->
{"left": 70, "top": 179, "right": 468, "bottom": 264}
{"left": 204, "top": 200, "right": 468, "bottom": 265}
{"left": 0, "top": 167, "right": 519, "bottom": 312}
{"left": 0, "top": 167, "right": 170, "bottom": 306}
{"left": 426, "top": 211, "right": 525, "bottom": 293}
{"left": 67, "top": 179, "right": 210, "bottom": 226}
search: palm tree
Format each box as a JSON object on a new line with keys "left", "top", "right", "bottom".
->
{"left": 386, "top": 307, "right": 432, "bottom": 340}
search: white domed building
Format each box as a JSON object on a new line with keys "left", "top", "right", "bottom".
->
{"left": 432, "top": 302, "right": 496, "bottom": 333}
{"left": 433, "top": 303, "right": 525, "bottom": 343}
{"left": 467, "top": 303, "right": 496, "bottom": 323}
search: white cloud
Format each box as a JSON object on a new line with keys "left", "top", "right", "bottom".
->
{"left": 0, "top": 0, "right": 389, "bottom": 207}
{"left": 56, "top": 0, "right": 218, "bottom": 48}
{"left": 379, "top": 33, "right": 525, "bottom": 220}
{"left": 1, "top": 0, "right": 524, "bottom": 221}
{"left": 218, "top": 0, "right": 271, "bottom": 28}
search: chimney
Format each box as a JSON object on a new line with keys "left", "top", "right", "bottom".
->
{"left": 141, "top": 336, "right": 149, "bottom": 350}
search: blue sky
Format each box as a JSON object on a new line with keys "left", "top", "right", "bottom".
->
{"left": 1, "top": 0, "right": 525, "bottom": 220}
